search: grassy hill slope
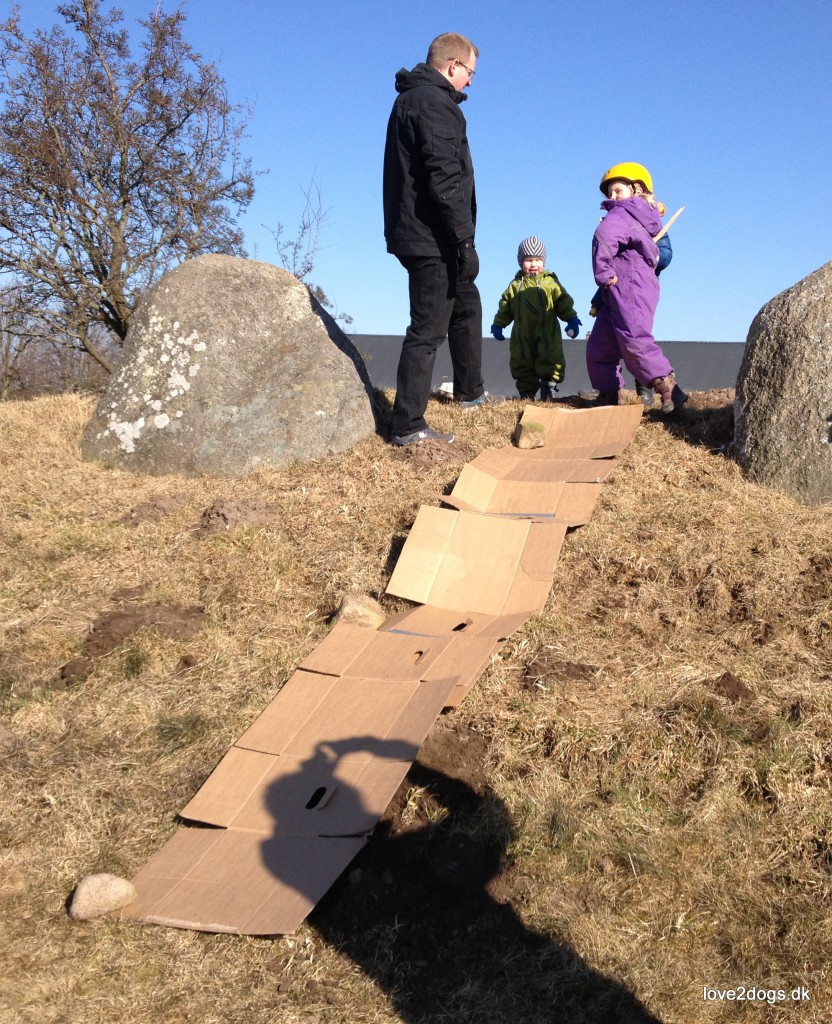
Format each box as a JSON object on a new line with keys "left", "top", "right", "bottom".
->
{"left": 1, "top": 391, "right": 830, "bottom": 1023}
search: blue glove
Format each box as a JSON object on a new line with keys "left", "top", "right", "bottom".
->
{"left": 656, "top": 234, "right": 673, "bottom": 274}
{"left": 565, "top": 317, "right": 582, "bottom": 339}
{"left": 490, "top": 323, "right": 505, "bottom": 341}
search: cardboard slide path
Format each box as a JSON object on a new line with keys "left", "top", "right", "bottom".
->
{"left": 116, "top": 404, "right": 643, "bottom": 934}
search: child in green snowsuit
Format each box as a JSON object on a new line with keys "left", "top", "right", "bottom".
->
{"left": 490, "top": 236, "right": 581, "bottom": 400}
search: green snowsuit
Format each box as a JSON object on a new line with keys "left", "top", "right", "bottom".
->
{"left": 492, "top": 270, "right": 578, "bottom": 394}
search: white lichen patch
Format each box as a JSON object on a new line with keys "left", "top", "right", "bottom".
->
{"left": 100, "top": 313, "right": 210, "bottom": 452}
{"left": 167, "top": 371, "right": 191, "bottom": 391}
{"left": 103, "top": 416, "right": 146, "bottom": 454}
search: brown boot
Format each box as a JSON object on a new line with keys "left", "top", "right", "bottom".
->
{"left": 650, "top": 374, "right": 688, "bottom": 414}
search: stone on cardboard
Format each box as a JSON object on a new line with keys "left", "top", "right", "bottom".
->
{"left": 735, "top": 261, "right": 832, "bottom": 504}
{"left": 81, "top": 255, "right": 377, "bottom": 476}
{"left": 513, "top": 420, "right": 545, "bottom": 449}
{"left": 331, "top": 593, "right": 386, "bottom": 629}
{"left": 69, "top": 873, "right": 138, "bottom": 920}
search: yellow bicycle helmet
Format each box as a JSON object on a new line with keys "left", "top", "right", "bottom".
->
{"left": 599, "top": 162, "right": 653, "bottom": 195}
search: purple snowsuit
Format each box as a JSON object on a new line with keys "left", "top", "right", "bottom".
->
{"left": 587, "top": 197, "right": 674, "bottom": 391}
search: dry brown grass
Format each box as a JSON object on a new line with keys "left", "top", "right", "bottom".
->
{"left": 1, "top": 391, "right": 831, "bottom": 1023}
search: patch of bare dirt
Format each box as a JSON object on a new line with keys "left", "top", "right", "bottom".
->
{"left": 82, "top": 604, "right": 208, "bottom": 658}
{"left": 382, "top": 718, "right": 491, "bottom": 835}
{"left": 707, "top": 670, "right": 754, "bottom": 704}
{"left": 53, "top": 602, "right": 208, "bottom": 691}
{"left": 193, "top": 498, "right": 280, "bottom": 537}
{"left": 120, "top": 493, "right": 189, "bottom": 526}
{"left": 523, "top": 655, "right": 601, "bottom": 694}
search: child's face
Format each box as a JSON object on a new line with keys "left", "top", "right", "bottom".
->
{"left": 607, "top": 181, "right": 635, "bottom": 201}
{"left": 521, "top": 257, "right": 544, "bottom": 275}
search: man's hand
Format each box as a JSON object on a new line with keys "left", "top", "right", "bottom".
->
{"left": 456, "top": 239, "right": 479, "bottom": 283}
{"left": 490, "top": 323, "right": 504, "bottom": 340}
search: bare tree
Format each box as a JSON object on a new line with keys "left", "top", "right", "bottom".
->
{"left": 0, "top": 284, "right": 33, "bottom": 397}
{"left": 0, "top": 0, "right": 256, "bottom": 371}
{"left": 269, "top": 183, "right": 353, "bottom": 328}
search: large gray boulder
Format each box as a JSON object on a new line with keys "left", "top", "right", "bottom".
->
{"left": 734, "top": 261, "right": 832, "bottom": 504}
{"left": 81, "top": 255, "right": 377, "bottom": 476}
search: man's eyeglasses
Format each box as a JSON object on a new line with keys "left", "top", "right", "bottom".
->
{"left": 454, "top": 59, "right": 475, "bottom": 77}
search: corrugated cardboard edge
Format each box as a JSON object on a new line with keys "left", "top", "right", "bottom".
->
{"left": 469, "top": 447, "right": 618, "bottom": 483}
{"left": 444, "top": 460, "right": 601, "bottom": 525}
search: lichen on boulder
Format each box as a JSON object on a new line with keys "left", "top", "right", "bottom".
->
{"left": 81, "top": 255, "right": 377, "bottom": 476}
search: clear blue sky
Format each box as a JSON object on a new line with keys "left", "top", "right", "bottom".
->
{"left": 15, "top": 0, "right": 832, "bottom": 341}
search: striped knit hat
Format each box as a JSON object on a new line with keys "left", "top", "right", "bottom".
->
{"left": 517, "top": 236, "right": 546, "bottom": 265}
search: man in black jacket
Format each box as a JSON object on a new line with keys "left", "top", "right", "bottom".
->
{"left": 383, "top": 32, "right": 485, "bottom": 446}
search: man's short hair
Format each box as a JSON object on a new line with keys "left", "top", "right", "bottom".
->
{"left": 426, "top": 33, "right": 478, "bottom": 69}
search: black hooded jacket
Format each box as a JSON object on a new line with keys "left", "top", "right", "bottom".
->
{"left": 383, "top": 63, "right": 477, "bottom": 258}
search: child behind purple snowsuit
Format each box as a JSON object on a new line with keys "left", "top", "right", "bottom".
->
{"left": 587, "top": 196, "right": 674, "bottom": 392}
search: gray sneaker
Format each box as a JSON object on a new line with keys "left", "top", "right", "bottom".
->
{"left": 458, "top": 391, "right": 507, "bottom": 411}
{"left": 635, "top": 381, "right": 654, "bottom": 407}
{"left": 391, "top": 425, "right": 455, "bottom": 446}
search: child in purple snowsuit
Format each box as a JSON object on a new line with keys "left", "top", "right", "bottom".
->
{"left": 587, "top": 162, "right": 687, "bottom": 414}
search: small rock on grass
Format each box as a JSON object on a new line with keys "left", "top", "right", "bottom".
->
{"left": 0, "top": 722, "right": 18, "bottom": 756}
{"left": 68, "top": 873, "right": 137, "bottom": 920}
{"left": 332, "top": 593, "right": 386, "bottom": 629}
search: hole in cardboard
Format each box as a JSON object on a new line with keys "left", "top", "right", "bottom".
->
{"left": 412, "top": 649, "right": 427, "bottom": 664}
{"left": 452, "top": 619, "right": 473, "bottom": 632}
{"left": 306, "top": 786, "right": 330, "bottom": 810}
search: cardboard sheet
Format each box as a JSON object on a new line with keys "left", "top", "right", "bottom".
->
{"left": 443, "top": 460, "right": 602, "bottom": 525}
{"left": 180, "top": 747, "right": 413, "bottom": 836}
{"left": 298, "top": 621, "right": 492, "bottom": 686}
{"left": 381, "top": 605, "right": 531, "bottom": 640}
{"left": 123, "top": 648, "right": 467, "bottom": 934}
{"left": 515, "top": 404, "right": 642, "bottom": 459}
{"left": 379, "top": 606, "right": 520, "bottom": 707}
{"left": 235, "top": 669, "right": 458, "bottom": 763}
{"left": 118, "top": 826, "right": 366, "bottom": 935}
{"left": 386, "top": 506, "right": 566, "bottom": 616}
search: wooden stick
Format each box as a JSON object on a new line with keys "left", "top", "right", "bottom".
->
{"left": 653, "top": 205, "right": 685, "bottom": 243}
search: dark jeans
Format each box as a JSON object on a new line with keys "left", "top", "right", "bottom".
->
{"left": 391, "top": 254, "right": 483, "bottom": 437}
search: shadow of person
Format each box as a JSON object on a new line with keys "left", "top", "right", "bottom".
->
{"left": 307, "top": 747, "right": 664, "bottom": 1023}
{"left": 256, "top": 735, "right": 422, "bottom": 936}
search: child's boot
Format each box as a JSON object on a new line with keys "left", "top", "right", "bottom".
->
{"left": 651, "top": 374, "right": 688, "bottom": 414}
{"left": 584, "top": 389, "right": 619, "bottom": 407}
{"left": 538, "top": 379, "right": 559, "bottom": 402}
{"left": 634, "top": 380, "right": 654, "bottom": 407}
